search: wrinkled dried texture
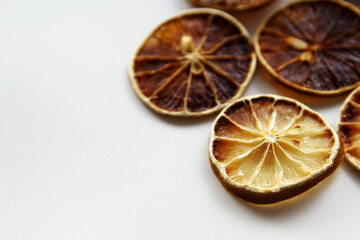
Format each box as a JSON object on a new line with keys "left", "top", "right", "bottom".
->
{"left": 189, "top": 0, "right": 274, "bottom": 11}
{"left": 255, "top": 0, "right": 360, "bottom": 95}
{"left": 130, "top": 9, "right": 255, "bottom": 116}
{"left": 338, "top": 87, "right": 360, "bottom": 171}
{"left": 209, "top": 95, "right": 341, "bottom": 204}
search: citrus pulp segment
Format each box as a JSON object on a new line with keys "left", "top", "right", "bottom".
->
{"left": 188, "top": 0, "right": 274, "bottom": 11}
{"left": 129, "top": 8, "right": 256, "bottom": 117}
{"left": 209, "top": 94, "right": 341, "bottom": 204}
{"left": 254, "top": 0, "right": 360, "bottom": 95}
{"left": 338, "top": 86, "right": 360, "bottom": 171}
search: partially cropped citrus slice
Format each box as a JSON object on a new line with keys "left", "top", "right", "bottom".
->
{"left": 338, "top": 86, "right": 360, "bottom": 171}
{"left": 209, "top": 95, "right": 341, "bottom": 204}
{"left": 188, "top": 0, "right": 274, "bottom": 11}
{"left": 129, "top": 8, "right": 256, "bottom": 117}
{"left": 254, "top": 0, "right": 360, "bottom": 95}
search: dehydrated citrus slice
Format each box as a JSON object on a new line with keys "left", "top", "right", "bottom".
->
{"left": 254, "top": 0, "right": 360, "bottom": 95}
{"left": 338, "top": 86, "right": 360, "bottom": 171}
{"left": 129, "top": 8, "right": 256, "bottom": 117}
{"left": 209, "top": 94, "right": 341, "bottom": 204}
{"left": 188, "top": 0, "right": 274, "bottom": 11}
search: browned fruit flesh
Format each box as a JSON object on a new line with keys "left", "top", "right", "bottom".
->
{"left": 130, "top": 9, "right": 255, "bottom": 116}
{"left": 338, "top": 87, "right": 360, "bottom": 170}
{"left": 189, "top": 0, "right": 273, "bottom": 10}
{"left": 256, "top": 0, "right": 360, "bottom": 95}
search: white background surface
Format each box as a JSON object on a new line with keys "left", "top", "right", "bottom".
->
{"left": 1, "top": 0, "right": 360, "bottom": 239}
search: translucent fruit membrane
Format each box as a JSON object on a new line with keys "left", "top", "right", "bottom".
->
{"left": 255, "top": 0, "right": 360, "bottom": 95}
{"left": 338, "top": 86, "right": 360, "bottom": 171}
{"left": 129, "top": 9, "right": 256, "bottom": 116}
{"left": 209, "top": 95, "right": 341, "bottom": 204}
{"left": 188, "top": 0, "right": 274, "bottom": 11}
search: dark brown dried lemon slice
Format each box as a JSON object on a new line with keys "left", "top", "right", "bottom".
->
{"left": 129, "top": 8, "right": 256, "bottom": 117}
{"left": 338, "top": 86, "right": 360, "bottom": 171}
{"left": 209, "top": 94, "right": 341, "bottom": 204}
{"left": 254, "top": 0, "right": 360, "bottom": 95}
{"left": 188, "top": 0, "right": 274, "bottom": 11}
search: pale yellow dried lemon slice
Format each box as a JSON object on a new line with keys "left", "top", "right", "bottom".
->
{"left": 254, "top": 0, "right": 360, "bottom": 95}
{"left": 209, "top": 94, "right": 342, "bottom": 204}
{"left": 338, "top": 86, "right": 360, "bottom": 171}
{"left": 129, "top": 8, "right": 256, "bottom": 117}
{"left": 188, "top": 0, "right": 274, "bottom": 11}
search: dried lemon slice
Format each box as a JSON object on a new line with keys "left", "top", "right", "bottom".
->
{"left": 254, "top": 0, "right": 360, "bottom": 95}
{"left": 129, "top": 8, "right": 256, "bottom": 117}
{"left": 209, "top": 94, "right": 341, "bottom": 204}
{"left": 188, "top": 0, "right": 274, "bottom": 11}
{"left": 338, "top": 86, "right": 360, "bottom": 171}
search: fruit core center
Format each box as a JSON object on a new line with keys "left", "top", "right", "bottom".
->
{"left": 311, "top": 44, "right": 320, "bottom": 50}
{"left": 285, "top": 37, "right": 322, "bottom": 62}
{"left": 265, "top": 135, "right": 277, "bottom": 143}
{"left": 181, "top": 35, "right": 204, "bottom": 74}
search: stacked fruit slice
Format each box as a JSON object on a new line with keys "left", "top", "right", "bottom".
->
{"left": 188, "top": 0, "right": 274, "bottom": 11}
